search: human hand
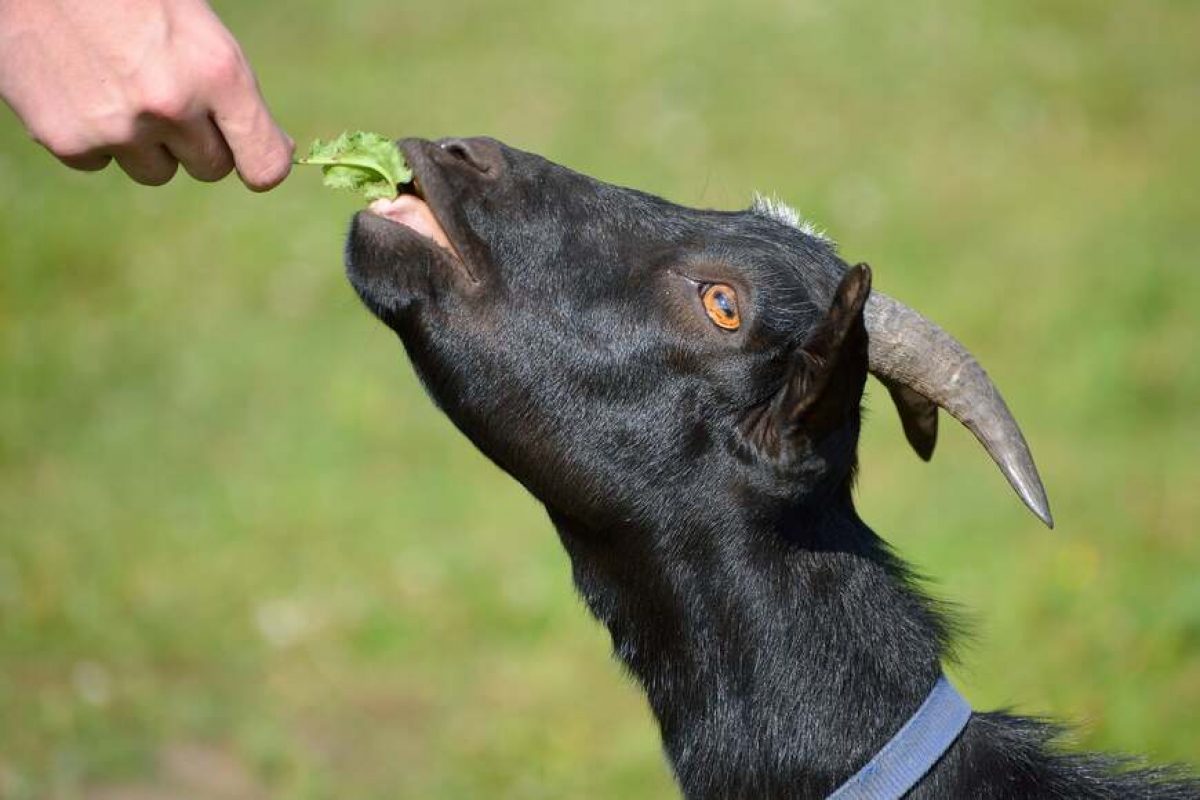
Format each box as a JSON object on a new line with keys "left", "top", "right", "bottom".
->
{"left": 0, "top": 0, "right": 292, "bottom": 189}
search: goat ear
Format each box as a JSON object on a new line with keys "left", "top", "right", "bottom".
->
{"left": 743, "top": 264, "right": 872, "bottom": 456}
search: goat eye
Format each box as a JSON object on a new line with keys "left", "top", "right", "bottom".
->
{"left": 701, "top": 284, "right": 741, "bottom": 331}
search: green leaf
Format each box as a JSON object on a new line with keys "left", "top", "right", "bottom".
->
{"left": 294, "top": 131, "right": 412, "bottom": 200}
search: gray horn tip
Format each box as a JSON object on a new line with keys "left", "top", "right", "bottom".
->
{"left": 1028, "top": 492, "right": 1054, "bottom": 529}
{"left": 1008, "top": 465, "right": 1054, "bottom": 529}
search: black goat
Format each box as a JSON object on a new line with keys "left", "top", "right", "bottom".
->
{"left": 344, "top": 136, "right": 1197, "bottom": 799}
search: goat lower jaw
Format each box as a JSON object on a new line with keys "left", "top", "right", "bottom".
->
{"left": 368, "top": 196, "right": 451, "bottom": 250}
{"left": 367, "top": 195, "right": 478, "bottom": 285}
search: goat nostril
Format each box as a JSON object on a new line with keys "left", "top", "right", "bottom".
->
{"left": 438, "top": 137, "right": 496, "bottom": 174}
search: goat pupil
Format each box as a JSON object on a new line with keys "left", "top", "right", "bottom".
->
{"left": 716, "top": 292, "right": 733, "bottom": 316}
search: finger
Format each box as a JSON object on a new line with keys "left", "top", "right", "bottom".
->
{"left": 113, "top": 142, "right": 180, "bottom": 186}
{"left": 162, "top": 114, "right": 235, "bottom": 182}
{"left": 210, "top": 78, "right": 293, "bottom": 192}
{"left": 58, "top": 151, "right": 113, "bottom": 172}
{"left": 36, "top": 128, "right": 115, "bottom": 171}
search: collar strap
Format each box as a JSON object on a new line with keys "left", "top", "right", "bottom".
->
{"left": 826, "top": 676, "right": 972, "bottom": 800}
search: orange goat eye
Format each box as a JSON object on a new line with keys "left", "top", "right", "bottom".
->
{"left": 701, "top": 283, "right": 741, "bottom": 331}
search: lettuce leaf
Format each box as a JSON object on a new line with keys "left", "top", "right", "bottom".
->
{"left": 295, "top": 132, "right": 412, "bottom": 200}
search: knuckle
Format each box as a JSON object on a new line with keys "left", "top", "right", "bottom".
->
{"left": 30, "top": 122, "right": 91, "bottom": 158}
{"left": 137, "top": 83, "right": 190, "bottom": 122}
{"left": 31, "top": 100, "right": 141, "bottom": 155}
{"left": 34, "top": 130, "right": 87, "bottom": 158}
{"left": 98, "top": 118, "right": 139, "bottom": 146}
{"left": 200, "top": 43, "right": 248, "bottom": 88}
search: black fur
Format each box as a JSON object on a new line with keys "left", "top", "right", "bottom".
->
{"left": 344, "top": 137, "right": 1197, "bottom": 799}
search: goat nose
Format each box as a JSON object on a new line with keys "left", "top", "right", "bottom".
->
{"left": 436, "top": 137, "right": 501, "bottom": 175}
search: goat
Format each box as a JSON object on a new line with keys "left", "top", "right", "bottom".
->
{"left": 344, "top": 136, "right": 1197, "bottom": 799}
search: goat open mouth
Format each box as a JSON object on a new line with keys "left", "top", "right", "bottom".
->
{"left": 363, "top": 167, "right": 480, "bottom": 287}
{"left": 366, "top": 179, "right": 457, "bottom": 257}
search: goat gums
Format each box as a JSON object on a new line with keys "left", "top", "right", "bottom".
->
{"left": 344, "top": 136, "right": 1198, "bottom": 800}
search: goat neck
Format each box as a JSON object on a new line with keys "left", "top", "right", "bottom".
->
{"left": 548, "top": 496, "right": 950, "bottom": 800}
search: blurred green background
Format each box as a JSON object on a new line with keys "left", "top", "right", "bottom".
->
{"left": 2, "top": 0, "right": 1197, "bottom": 797}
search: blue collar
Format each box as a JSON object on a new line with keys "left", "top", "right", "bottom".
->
{"left": 826, "top": 676, "right": 972, "bottom": 800}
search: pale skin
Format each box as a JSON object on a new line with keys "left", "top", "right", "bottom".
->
{"left": 0, "top": 0, "right": 292, "bottom": 189}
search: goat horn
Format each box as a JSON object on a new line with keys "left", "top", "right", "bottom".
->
{"left": 864, "top": 292, "right": 1054, "bottom": 528}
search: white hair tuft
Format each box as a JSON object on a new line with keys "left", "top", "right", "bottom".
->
{"left": 751, "top": 193, "right": 832, "bottom": 243}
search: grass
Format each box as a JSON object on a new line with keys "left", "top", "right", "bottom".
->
{"left": 1, "top": 0, "right": 1197, "bottom": 796}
